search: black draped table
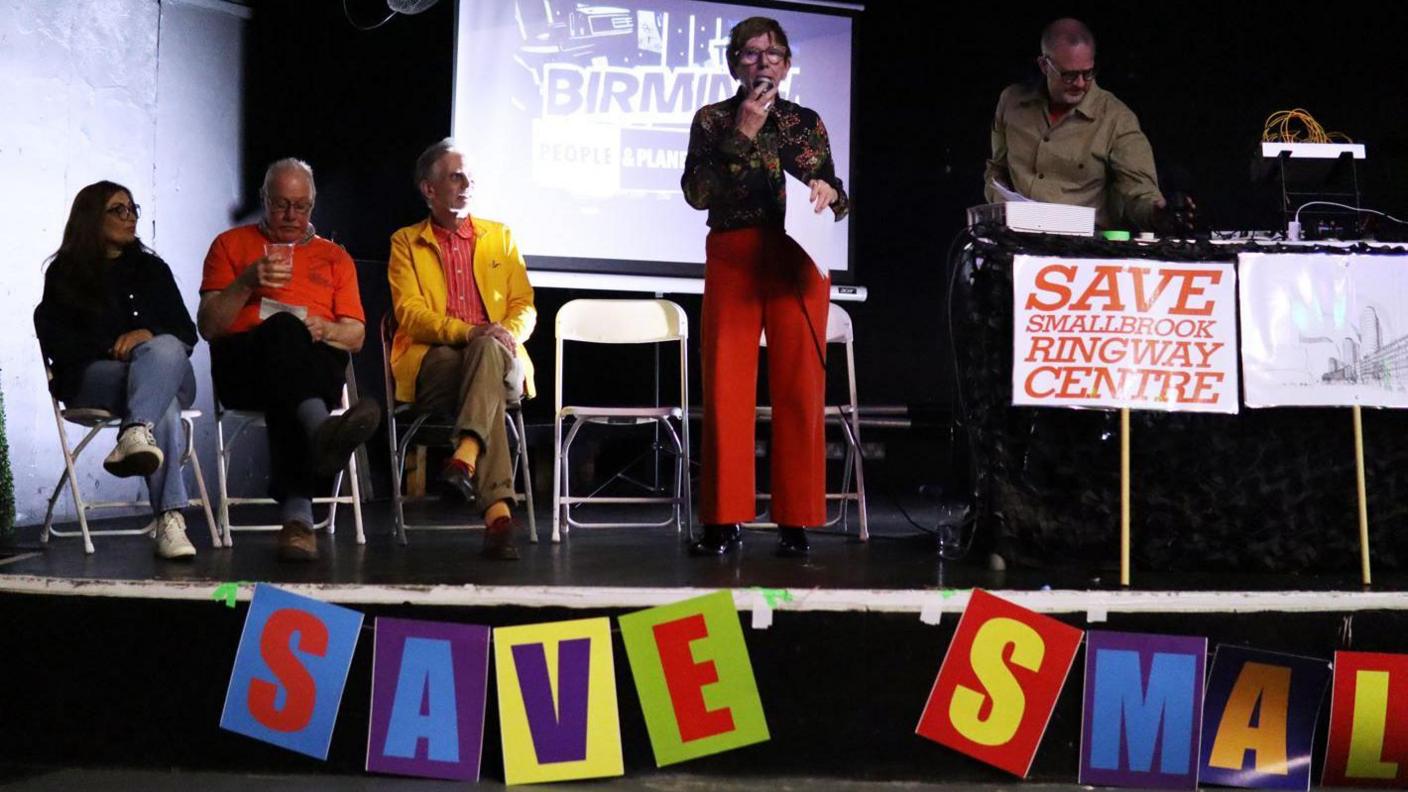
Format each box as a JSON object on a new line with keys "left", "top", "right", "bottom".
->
{"left": 950, "top": 229, "right": 1408, "bottom": 572}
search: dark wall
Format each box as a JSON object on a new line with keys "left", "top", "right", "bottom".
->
{"left": 242, "top": 0, "right": 454, "bottom": 254}
{"left": 244, "top": 0, "right": 1408, "bottom": 419}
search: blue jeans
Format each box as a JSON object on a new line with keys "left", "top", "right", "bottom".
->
{"left": 68, "top": 334, "right": 197, "bottom": 514}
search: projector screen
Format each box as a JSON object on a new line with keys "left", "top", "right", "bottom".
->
{"left": 452, "top": 0, "right": 856, "bottom": 279}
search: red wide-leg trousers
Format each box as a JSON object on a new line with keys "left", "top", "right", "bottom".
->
{"left": 700, "top": 226, "right": 829, "bottom": 527}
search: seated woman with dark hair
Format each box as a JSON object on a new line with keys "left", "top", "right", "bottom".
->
{"left": 35, "top": 180, "right": 201, "bottom": 559}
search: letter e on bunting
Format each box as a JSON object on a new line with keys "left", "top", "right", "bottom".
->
{"left": 619, "top": 590, "right": 769, "bottom": 766}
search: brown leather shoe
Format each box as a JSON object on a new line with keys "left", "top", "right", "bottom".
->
{"left": 482, "top": 515, "right": 521, "bottom": 561}
{"left": 277, "top": 520, "right": 318, "bottom": 562}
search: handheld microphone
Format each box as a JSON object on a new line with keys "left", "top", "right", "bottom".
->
{"left": 753, "top": 76, "right": 775, "bottom": 112}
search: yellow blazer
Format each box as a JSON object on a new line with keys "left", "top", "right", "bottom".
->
{"left": 387, "top": 216, "right": 536, "bottom": 403}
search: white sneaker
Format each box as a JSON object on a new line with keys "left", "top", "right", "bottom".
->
{"left": 154, "top": 511, "right": 196, "bottom": 559}
{"left": 104, "top": 424, "right": 163, "bottom": 478}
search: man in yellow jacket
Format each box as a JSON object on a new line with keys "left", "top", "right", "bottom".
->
{"left": 387, "top": 138, "right": 536, "bottom": 559}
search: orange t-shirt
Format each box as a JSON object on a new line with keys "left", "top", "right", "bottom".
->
{"left": 200, "top": 224, "right": 365, "bottom": 335}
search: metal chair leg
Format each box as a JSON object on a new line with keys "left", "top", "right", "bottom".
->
{"left": 183, "top": 415, "right": 222, "bottom": 548}
{"left": 325, "top": 469, "right": 342, "bottom": 536}
{"left": 391, "top": 446, "right": 408, "bottom": 545}
{"left": 389, "top": 411, "right": 408, "bottom": 546}
{"left": 514, "top": 408, "right": 538, "bottom": 544}
{"left": 552, "top": 414, "right": 564, "bottom": 543}
{"left": 41, "top": 466, "right": 69, "bottom": 544}
{"left": 838, "top": 417, "right": 869, "bottom": 542}
{"left": 390, "top": 413, "right": 438, "bottom": 545}
{"left": 51, "top": 419, "right": 98, "bottom": 554}
{"left": 215, "top": 413, "right": 235, "bottom": 547}
{"left": 348, "top": 450, "right": 365, "bottom": 545}
{"left": 559, "top": 420, "right": 590, "bottom": 537}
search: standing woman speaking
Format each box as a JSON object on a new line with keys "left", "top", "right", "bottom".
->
{"left": 681, "top": 16, "right": 849, "bottom": 558}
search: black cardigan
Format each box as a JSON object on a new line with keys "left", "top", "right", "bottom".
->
{"left": 35, "top": 246, "right": 198, "bottom": 400}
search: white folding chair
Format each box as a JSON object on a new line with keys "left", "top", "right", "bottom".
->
{"left": 379, "top": 314, "right": 537, "bottom": 545}
{"left": 213, "top": 368, "right": 365, "bottom": 546}
{"left": 553, "top": 299, "right": 692, "bottom": 543}
{"left": 751, "top": 302, "right": 869, "bottom": 540}
{"left": 39, "top": 359, "right": 220, "bottom": 555}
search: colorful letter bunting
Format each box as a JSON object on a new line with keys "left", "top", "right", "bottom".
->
{"left": 1322, "top": 651, "right": 1408, "bottom": 788}
{"left": 619, "top": 590, "right": 769, "bottom": 766}
{"left": 1199, "top": 646, "right": 1331, "bottom": 790}
{"left": 915, "top": 589, "right": 1084, "bottom": 777}
{"left": 220, "top": 584, "right": 363, "bottom": 759}
{"left": 214, "top": 585, "right": 1385, "bottom": 789}
{"left": 1079, "top": 631, "right": 1207, "bottom": 789}
{"left": 366, "top": 618, "right": 491, "bottom": 781}
{"left": 493, "top": 617, "right": 623, "bottom": 785}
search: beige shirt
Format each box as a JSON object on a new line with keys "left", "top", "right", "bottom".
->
{"left": 984, "top": 82, "right": 1164, "bottom": 230}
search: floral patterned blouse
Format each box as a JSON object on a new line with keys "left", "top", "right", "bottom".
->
{"left": 681, "top": 88, "right": 849, "bottom": 231}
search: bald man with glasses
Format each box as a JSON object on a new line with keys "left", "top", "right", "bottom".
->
{"left": 984, "top": 18, "right": 1192, "bottom": 232}
{"left": 198, "top": 157, "right": 380, "bottom": 562}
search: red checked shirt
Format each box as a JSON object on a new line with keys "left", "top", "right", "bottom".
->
{"left": 431, "top": 217, "right": 489, "bottom": 326}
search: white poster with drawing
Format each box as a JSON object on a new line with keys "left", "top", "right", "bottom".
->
{"left": 1239, "top": 252, "right": 1408, "bottom": 407}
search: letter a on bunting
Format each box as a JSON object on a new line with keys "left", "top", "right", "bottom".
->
{"left": 493, "top": 617, "right": 622, "bottom": 784}
{"left": 220, "top": 584, "right": 363, "bottom": 759}
{"left": 619, "top": 590, "right": 770, "bottom": 766}
{"left": 366, "top": 617, "right": 491, "bottom": 781}
{"left": 916, "top": 589, "right": 1084, "bottom": 777}
{"left": 1199, "top": 645, "right": 1330, "bottom": 791}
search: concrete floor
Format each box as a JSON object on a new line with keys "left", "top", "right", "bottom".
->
{"left": 0, "top": 767, "right": 1181, "bottom": 791}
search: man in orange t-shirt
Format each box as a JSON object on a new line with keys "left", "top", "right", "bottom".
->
{"left": 197, "top": 157, "right": 380, "bottom": 561}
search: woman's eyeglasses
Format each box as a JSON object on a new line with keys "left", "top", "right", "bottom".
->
{"left": 738, "top": 47, "right": 788, "bottom": 65}
{"left": 106, "top": 203, "right": 141, "bottom": 221}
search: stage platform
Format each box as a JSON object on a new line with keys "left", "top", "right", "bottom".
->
{"left": 3, "top": 500, "right": 1399, "bottom": 593}
{"left": 1, "top": 501, "right": 1404, "bottom": 784}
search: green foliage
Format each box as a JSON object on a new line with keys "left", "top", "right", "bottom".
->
{"left": 0, "top": 385, "right": 14, "bottom": 536}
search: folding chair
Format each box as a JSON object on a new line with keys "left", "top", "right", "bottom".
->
{"left": 752, "top": 302, "right": 869, "bottom": 540}
{"left": 379, "top": 314, "right": 537, "bottom": 545}
{"left": 39, "top": 357, "right": 220, "bottom": 555}
{"left": 553, "top": 298, "right": 691, "bottom": 543}
{"left": 212, "top": 369, "right": 365, "bottom": 546}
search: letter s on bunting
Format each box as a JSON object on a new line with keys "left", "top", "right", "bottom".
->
{"left": 916, "top": 589, "right": 1084, "bottom": 778}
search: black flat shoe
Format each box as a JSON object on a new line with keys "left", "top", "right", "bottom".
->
{"left": 482, "top": 515, "right": 521, "bottom": 561}
{"left": 776, "top": 526, "right": 810, "bottom": 558}
{"left": 438, "top": 460, "right": 478, "bottom": 506}
{"left": 689, "top": 524, "right": 742, "bottom": 556}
